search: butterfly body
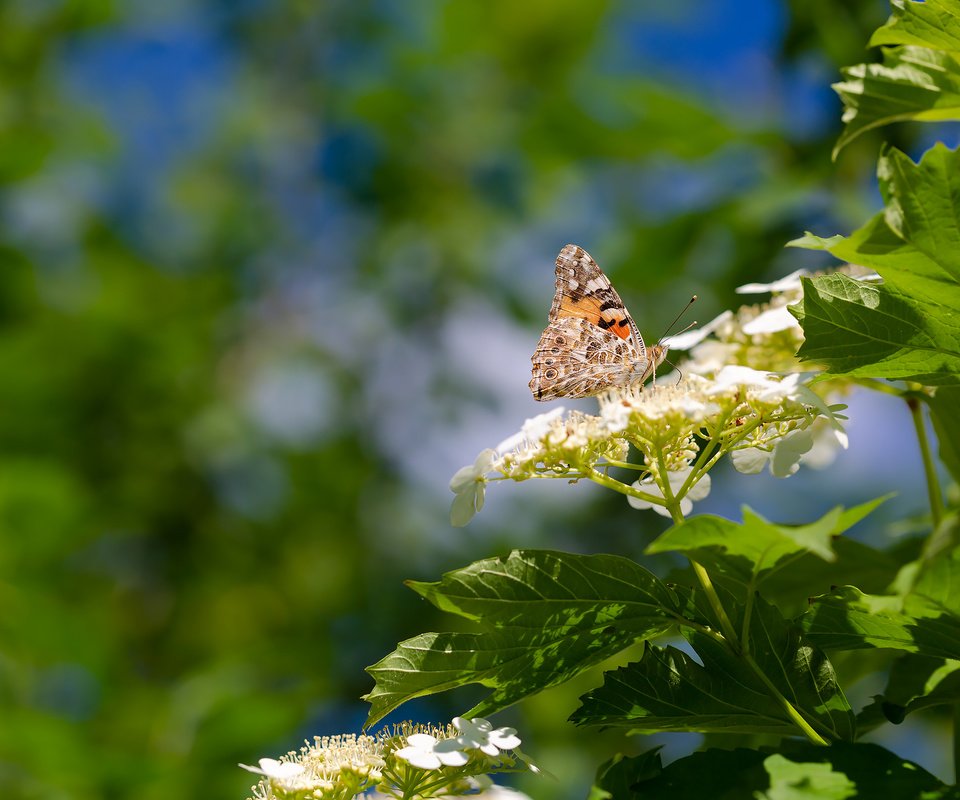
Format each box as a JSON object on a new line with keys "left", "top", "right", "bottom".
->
{"left": 529, "top": 244, "right": 667, "bottom": 401}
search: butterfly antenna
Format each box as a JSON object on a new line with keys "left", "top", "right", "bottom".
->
{"left": 658, "top": 294, "right": 698, "bottom": 345}
{"left": 659, "top": 355, "right": 684, "bottom": 385}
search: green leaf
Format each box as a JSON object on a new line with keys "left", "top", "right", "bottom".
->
{"left": 363, "top": 550, "right": 681, "bottom": 725}
{"left": 590, "top": 742, "right": 954, "bottom": 800}
{"left": 589, "top": 749, "right": 663, "bottom": 800}
{"left": 879, "top": 143, "right": 960, "bottom": 282}
{"left": 928, "top": 387, "right": 960, "bottom": 484}
{"left": 870, "top": 0, "right": 960, "bottom": 52}
{"left": 648, "top": 500, "right": 887, "bottom": 587}
{"left": 791, "top": 273, "right": 960, "bottom": 384}
{"left": 860, "top": 653, "right": 960, "bottom": 725}
{"left": 760, "top": 753, "right": 856, "bottom": 800}
{"left": 748, "top": 537, "right": 902, "bottom": 618}
{"left": 800, "top": 586, "right": 960, "bottom": 660}
{"left": 791, "top": 149, "right": 960, "bottom": 384}
{"left": 905, "top": 512, "right": 960, "bottom": 610}
{"left": 573, "top": 597, "right": 854, "bottom": 740}
{"left": 833, "top": 45, "right": 960, "bottom": 157}
{"left": 647, "top": 500, "right": 889, "bottom": 611}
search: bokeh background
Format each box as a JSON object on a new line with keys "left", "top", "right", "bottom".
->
{"left": 2, "top": 1, "right": 946, "bottom": 798}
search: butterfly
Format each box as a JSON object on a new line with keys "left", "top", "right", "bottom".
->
{"left": 529, "top": 244, "right": 668, "bottom": 401}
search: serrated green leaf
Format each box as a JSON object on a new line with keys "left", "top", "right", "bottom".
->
{"left": 791, "top": 273, "right": 960, "bottom": 384}
{"left": 879, "top": 143, "right": 960, "bottom": 282}
{"left": 614, "top": 742, "right": 956, "bottom": 800}
{"left": 801, "top": 586, "right": 960, "bottom": 660}
{"left": 748, "top": 537, "right": 901, "bottom": 617}
{"left": 647, "top": 504, "right": 897, "bottom": 610}
{"left": 791, "top": 149, "right": 960, "bottom": 381}
{"left": 407, "top": 548, "right": 678, "bottom": 625}
{"left": 364, "top": 550, "right": 681, "bottom": 725}
{"left": 786, "top": 231, "right": 845, "bottom": 250}
{"left": 573, "top": 597, "right": 854, "bottom": 740}
{"left": 929, "top": 387, "right": 960, "bottom": 484}
{"left": 572, "top": 640, "right": 802, "bottom": 736}
{"left": 833, "top": 46, "right": 960, "bottom": 157}
{"left": 870, "top": 0, "right": 960, "bottom": 52}
{"left": 648, "top": 500, "right": 887, "bottom": 574}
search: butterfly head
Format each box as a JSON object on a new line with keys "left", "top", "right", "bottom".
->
{"left": 641, "top": 343, "right": 668, "bottom": 384}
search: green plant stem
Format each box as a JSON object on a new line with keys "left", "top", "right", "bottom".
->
{"left": 663, "top": 502, "right": 741, "bottom": 648}
{"left": 690, "top": 560, "right": 741, "bottom": 647}
{"left": 587, "top": 468, "right": 664, "bottom": 506}
{"left": 908, "top": 394, "right": 944, "bottom": 529}
{"left": 743, "top": 652, "right": 830, "bottom": 746}
{"left": 664, "top": 502, "right": 830, "bottom": 746}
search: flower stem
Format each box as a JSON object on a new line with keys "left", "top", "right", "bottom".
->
{"left": 587, "top": 468, "right": 666, "bottom": 506}
{"left": 908, "top": 393, "right": 943, "bottom": 529}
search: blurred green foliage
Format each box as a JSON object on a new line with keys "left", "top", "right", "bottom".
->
{"left": 0, "top": 1, "right": 898, "bottom": 798}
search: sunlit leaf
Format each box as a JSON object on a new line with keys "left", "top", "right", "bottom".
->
{"left": 801, "top": 586, "right": 960, "bottom": 660}
{"left": 574, "top": 597, "right": 853, "bottom": 740}
{"left": 647, "top": 499, "right": 889, "bottom": 601}
{"left": 597, "top": 742, "right": 954, "bottom": 799}
{"left": 364, "top": 550, "right": 682, "bottom": 725}
{"left": 870, "top": 0, "right": 960, "bottom": 51}
{"left": 833, "top": 46, "right": 960, "bottom": 157}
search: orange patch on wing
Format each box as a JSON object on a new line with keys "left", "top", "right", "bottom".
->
{"left": 558, "top": 294, "right": 602, "bottom": 323}
{"left": 558, "top": 296, "right": 633, "bottom": 340}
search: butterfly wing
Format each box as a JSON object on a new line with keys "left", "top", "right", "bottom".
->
{"left": 550, "top": 244, "right": 646, "bottom": 355}
{"left": 530, "top": 245, "right": 652, "bottom": 401}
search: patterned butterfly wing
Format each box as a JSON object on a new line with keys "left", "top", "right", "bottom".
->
{"left": 530, "top": 245, "right": 661, "bottom": 401}
{"left": 550, "top": 244, "right": 646, "bottom": 353}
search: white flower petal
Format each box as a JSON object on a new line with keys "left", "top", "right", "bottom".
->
{"left": 756, "top": 372, "right": 802, "bottom": 402}
{"left": 450, "top": 449, "right": 497, "bottom": 492}
{"left": 627, "top": 494, "right": 655, "bottom": 510}
{"left": 665, "top": 466, "right": 695, "bottom": 491}
{"left": 802, "top": 426, "right": 846, "bottom": 469}
{"left": 685, "top": 340, "right": 739, "bottom": 374}
{"left": 239, "top": 758, "right": 306, "bottom": 780}
{"left": 406, "top": 734, "right": 438, "bottom": 747}
{"left": 489, "top": 729, "right": 522, "bottom": 750}
{"left": 730, "top": 447, "right": 770, "bottom": 474}
{"left": 396, "top": 734, "right": 448, "bottom": 770}
{"left": 709, "top": 365, "right": 776, "bottom": 392}
{"left": 451, "top": 486, "right": 481, "bottom": 527}
{"left": 396, "top": 747, "right": 441, "bottom": 770}
{"left": 741, "top": 305, "right": 800, "bottom": 334}
{"left": 434, "top": 740, "right": 469, "bottom": 767}
{"left": 686, "top": 472, "right": 711, "bottom": 501}
{"left": 494, "top": 430, "right": 527, "bottom": 455}
{"left": 736, "top": 269, "right": 808, "bottom": 294}
{"left": 474, "top": 449, "right": 498, "bottom": 473}
{"left": 770, "top": 429, "right": 814, "bottom": 478}
{"left": 663, "top": 310, "right": 733, "bottom": 350}
{"left": 521, "top": 408, "right": 566, "bottom": 440}
{"left": 450, "top": 464, "right": 479, "bottom": 493}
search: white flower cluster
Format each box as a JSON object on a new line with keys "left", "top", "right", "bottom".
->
{"left": 449, "top": 272, "right": 861, "bottom": 525}
{"left": 241, "top": 733, "right": 385, "bottom": 800}
{"left": 241, "top": 718, "right": 534, "bottom": 800}
{"left": 394, "top": 717, "right": 523, "bottom": 770}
